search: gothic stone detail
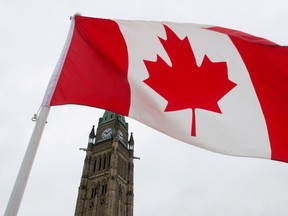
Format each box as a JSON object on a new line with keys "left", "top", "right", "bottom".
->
{"left": 74, "top": 111, "right": 134, "bottom": 216}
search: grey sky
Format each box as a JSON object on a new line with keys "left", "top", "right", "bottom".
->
{"left": 1, "top": 0, "right": 288, "bottom": 215}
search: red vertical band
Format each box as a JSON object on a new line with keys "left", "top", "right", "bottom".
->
{"left": 209, "top": 27, "right": 288, "bottom": 162}
{"left": 50, "top": 16, "right": 130, "bottom": 116}
{"left": 230, "top": 38, "right": 288, "bottom": 162}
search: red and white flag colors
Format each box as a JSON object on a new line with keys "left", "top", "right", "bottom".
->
{"left": 43, "top": 15, "right": 288, "bottom": 162}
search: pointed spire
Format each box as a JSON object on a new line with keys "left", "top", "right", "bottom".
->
{"left": 128, "top": 132, "right": 134, "bottom": 150}
{"left": 88, "top": 125, "right": 95, "bottom": 144}
{"left": 89, "top": 125, "right": 95, "bottom": 138}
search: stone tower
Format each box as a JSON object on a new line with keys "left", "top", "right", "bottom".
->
{"left": 75, "top": 111, "right": 134, "bottom": 216}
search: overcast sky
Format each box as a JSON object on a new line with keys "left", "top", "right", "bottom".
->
{"left": 1, "top": 0, "right": 288, "bottom": 215}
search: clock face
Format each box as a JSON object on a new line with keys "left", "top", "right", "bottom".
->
{"left": 101, "top": 128, "right": 112, "bottom": 139}
{"left": 118, "top": 130, "right": 124, "bottom": 141}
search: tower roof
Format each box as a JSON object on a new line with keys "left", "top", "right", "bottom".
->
{"left": 128, "top": 132, "right": 134, "bottom": 146}
{"left": 99, "top": 110, "right": 127, "bottom": 126}
{"left": 89, "top": 125, "right": 95, "bottom": 138}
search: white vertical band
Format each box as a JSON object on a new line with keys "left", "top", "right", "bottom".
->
{"left": 41, "top": 17, "right": 75, "bottom": 106}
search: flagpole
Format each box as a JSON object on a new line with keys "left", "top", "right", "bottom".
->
{"left": 4, "top": 106, "right": 50, "bottom": 216}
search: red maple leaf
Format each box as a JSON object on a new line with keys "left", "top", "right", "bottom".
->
{"left": 143, "top": 25, "right": 237, "bottom": 137}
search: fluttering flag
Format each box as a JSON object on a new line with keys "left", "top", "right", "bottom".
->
{"left": 43, "top": 15, "right": 288, "bottom": 162}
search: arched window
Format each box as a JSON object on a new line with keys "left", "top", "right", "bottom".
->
{"left": 91, "top": 186, "right": 97, "bottom": 199}
{"left": 104, "top": 184, "right": 107, "bottom": 194}
{"left": 103, "top": 155, "right": 107, "bottom": 170}
{"left": 98, "top": 156, "right": 102, "bottom": 171}
{"left": 101, "top": 184, "right": 108, "bottom": 195}
{"left": 93, "top": 157, "right": 97, "bottom": 172}
{"left": 108, "top": 152, "right": 111, "bottom": 167}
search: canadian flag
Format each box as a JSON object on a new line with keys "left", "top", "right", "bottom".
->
{"left": 43, "top": 15, "right": 288, "bottom": 162}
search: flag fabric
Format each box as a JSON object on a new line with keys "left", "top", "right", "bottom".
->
{"left": 43, "top": 15, "right": 288, "bottom": 162}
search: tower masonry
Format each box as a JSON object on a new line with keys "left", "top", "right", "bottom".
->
{"left": 75, "top": 111, "right": 134, "bottom": 216}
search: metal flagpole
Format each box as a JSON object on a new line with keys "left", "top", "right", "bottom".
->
{"left": 4, "top": 106, "right": 50, "bottom": 216}
{"left": 5, "top": 14, "right": 76, "bottom": 215}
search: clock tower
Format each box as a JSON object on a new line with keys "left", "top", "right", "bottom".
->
{"left": 74, "top": 111, "right": 134, "bottom": 216}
